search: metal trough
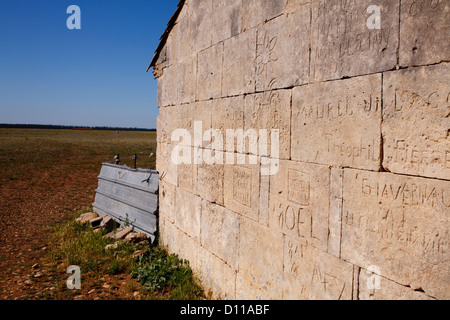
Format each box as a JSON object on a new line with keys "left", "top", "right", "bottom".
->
{"left": 93, "top": 163, "right": 159, "bottom": 242}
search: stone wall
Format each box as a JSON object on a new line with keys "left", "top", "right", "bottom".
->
{"left": 153, "top": 0, "right": 449, "bottom": 300}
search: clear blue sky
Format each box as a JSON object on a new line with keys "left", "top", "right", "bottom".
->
{"left": 0, "top": 0, "right": 179, "bottom": 129}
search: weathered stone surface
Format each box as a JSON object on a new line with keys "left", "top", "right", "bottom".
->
{"left": 382, "top": 64, "right": 450, "bottom": 180}
{"left": 224, "top": 163, "right": 260, "bottom": 222}
{"left": 310, "top": 0, "right": 399, "bottom": 82}
{"left": 212, "top": 0, "right": 242, "bottom": 45}
{"left": 99, "top": 215, "right": 118, "bottom": 232}
{"left": 125, "top": 232, "right": 148, "bottom": 243}
{"left": 238, "top": 217, "right": 284, "bottom": 299}
{"left": 162, "top": 219, "right": 200, "bottom": 272}
{"left": 159, "top": 65, "right": 177, "bottom": 107}
{"left": 197, "top": 44, "right": 223, "bottom": 101}
{"left": 285, "top": 0, "right": 310, "bottom": 12}
{"left": 255, "top": 4, "right": 310, "bottom": 91}
{"left": 358, "top": 267, "right": 434, "bottom": 300}
{"left": 328, "top": 168, "right": 343, "bottom": 258}
{"left": 159, "top": 181, "right": 176, "bottom": 224}
{"left": 156, "top": 143, "right": 178, "bottom": 187}
{"left": 283, "top": 237, "right": 354, "bottom": 300}
{"left": 177, "top": 59, "right": 197, "bottom": 104}
{"left": 198, "top": 247, "right": 237, "bottom": 300}
{"left": 241, "top": 0, "right": 285, "bottom": 31}
{"left": 222, "top": 30, "right": 256, "bottom": 96}
{"left": 76, "top": 212, "right": 99, "bottom": 223}
{"left": 269, "top": 160, "right": 330, "bottom": 251}
{"left": 188, "top": 0, "right": 212, "bottom": 54}
{"left": 201, "top": 200, "right": 240, "bottom": 270}
{"left": 341, "top": 169, "right": 449, "bottom": 299}
{"left": 89, "top": 216, "right": 103, "bottom": 228}
{"left": 244, "top": 90, "right": 291, "bottom": 159}
{"left": 292, "top": 74, "right": 382, "bottom": 170}
{"left": 104, "top": 226, "right": 133, "bottom": 240}
{"left": 211, "top": 96, "right": 244, "bottom": 153}
{"left": 400, "top": 0, "right": 450, "bottom": 67}
{"left": 174, "top": 188, "right": 201, "bottom": 241}
{"left": 196, "top": 163, "right": 224, "bottom": 205}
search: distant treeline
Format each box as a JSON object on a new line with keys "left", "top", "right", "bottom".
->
{"left": 0, "top": 123, "right": 156, "bottom": 132}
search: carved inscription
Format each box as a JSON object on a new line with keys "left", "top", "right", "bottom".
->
{"left": 288, "top": 170, "right": 310, "bottom": 206}
{"left": 270, "top": 161, "right": 329, "bottom": 251}
{"left": 342, "top": 169, "right": 449, "bottom": 299}
{"left": 233, "top": 167, "right": 252, "bottom": 207}
{"left": 283, "top": 238, "right": 353, "bottom": 300}
{"left": 292, "top": 74, "right": 382, "bottom": 170}
{"left": 311, "top": 0, "right": 398, "bottom": 81}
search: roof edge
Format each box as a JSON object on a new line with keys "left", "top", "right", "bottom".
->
{"left": 147, "top": 0, "right": 186, "bottom": 73}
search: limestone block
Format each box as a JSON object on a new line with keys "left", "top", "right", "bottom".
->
{"left": 243, "top": 90, "right": 291, "bottom": 160}
{"left": 163, "top": 220, "right": 200, "bottom": 273}
{"left": 238, "top": 217, "right": 284, "bottom": 299}
{"left": 211, "top": 96, "right": 245, "bottom": 153}
{"left": 201, "top": 200, "right": 240, "bottom": 270}
{"left": 328, "top": 168, "right": 343, "bottom": 258}
{"left": 400, "top": 0, "right": 450, "bottom": 67}
{"left": 197, "top": 163, "right": 224, "bottom": 205}
{"left": 159, "top": 65, "right": 178, "bottom": 107}
{"left": 283, "top": 237, "right": 354, "bottom": 300}
{"left": 255, "top": 4, "right": 310, "bottom": 91}
{"left": 291, "top": 74, "right": 382, "bottom": 171}
{"left": 157, "top": 105, "right": 180, "bottom": 146}
{"left": 159, "top": 181, "right": 176, "bottom": 224}
{"left": 177, "top": 58, "right": 197, "bottom": 104}
{"left": 310, "top": 0, "right": 399, "bottom": 82}
{"left": 197, "top": 43, "right": 223, "bottom": 101}
{"left": 224, "top": 163, "right": 260, "bottom": 222}
{"left": 178, "top": 160, "right": 197, "bottom": 195}
{"left": 198, "top": 247, "right": 237, "bottom": 300}
{"left": 358, "top": 267, "right": 434, "bottom": 300}
{"left": 222, "top": 30, "right": 256, "bottom": 97}
{"left": 174, "top": 188, "right": 201, "bottom": 241}
{"left": 156, "top": 143, "right": 178, "bottom": 187}
{"left": 269, "top": 160, "right": 330, "bottom": 251}
{"left": 341, "top": 169, "right": 450, "bottom": 300}
{"left": 236, "top": 273, "right": 268, "bottom": 300}
{"left": 241, "top": 0, "right": 285, "bottom": 31}
{"left": 212, "top": 0, "right": 242, "bottom": 44}
{"left": 188, "top": 0, "right": 212, "bottom": 54}
{"left": 174, "top": 101, "right": 213, "bottom": 148}
{"left": 169, "top": 6, "right": 192, "bottom": 63}
{"left": 382, "top": 64, "right": 450, "bottom": 180}
{"left": 285, "top": 0, "right": 310, "bottom": 12}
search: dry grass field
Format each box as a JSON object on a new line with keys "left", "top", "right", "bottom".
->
{"left": 0, "top": 128, "right": 159, "bottom": 299}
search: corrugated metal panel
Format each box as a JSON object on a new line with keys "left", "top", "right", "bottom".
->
{"left": 93, "top": 163, "right": 159, "bottom": 242}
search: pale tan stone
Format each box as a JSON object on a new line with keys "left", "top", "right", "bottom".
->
{"left": 162, "top": 220, "right": 200, "bottom": 272}
{"left": 156, "top": 143, "right": 178, "bottom": 187}
{"left": 255, "top": 4, "right": 310, "bottom": 91}
{"left": 211, "top": 96, "right": 244, "bottom": 153}
{"left": 358, "top": 267, "right": 434, "bottom": 300}
{"left": 177, "top": 59, "right": 197, "bottom": 104}
{"left": 285, "top": 0, "right": 310, "bottom": 12}
{"left": 159, "top": 181, "right": 176, "bottom": 224}
{"left": 188, "top": 0, "right": 212, "bottom": 54}
{"left": 159, "top": 65, "right": 178, "bottom": 107}
{"left": 400, "top": 0, "right": 450, "bottom": 67}
{"left": 382, "top": 64, "right": 450, "bottom": 180}
{"left": 201, "top": 200, "right": 240, "bottom": 270}
{"left": 269, "top": 160, "right": 330, "bottom": 251}
{"left": 197, "top": 43, "right": 223, "bottom": 101}
{"left": 283, "top": 237, "right": 354, "bottom": 300}
{"left": 174, "top": 188, "right": 201, "bottom": 241}
{"left": 238, "top": 217, "right": 284, "bottom": 299}
{"left": 197, "top": 163, "right": 224, "bottom": 205}
{"left": 198, "top": 247, "right": 237, "bottom": 300}
{"left": 241, "top": 0, "right": 285, "bottom": 31}
{"left": 310, "top": 0, "right": 399, "bottom": 82}
{"left": 291, "top": 74, "right": 382, "bottom": 171}
{"left": 212, "top": 0, "right": 242, "bottom": 45}
{"left": 224, "top": 163, "right": 260, "bottom": 222}
{"left": 244, "top": 90, "right": 291, "bottom": 159}
{"left": 328, "top": 168, "right": 343, "bottom": 258}
{"left": 236, "top": 273, "right": 267, "bottom": 300}
{"left": 342, "top": 169, "right": 450, "bottom": 300}
{"left": 222, "top": 30, "right": 256, "bottom": 96}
